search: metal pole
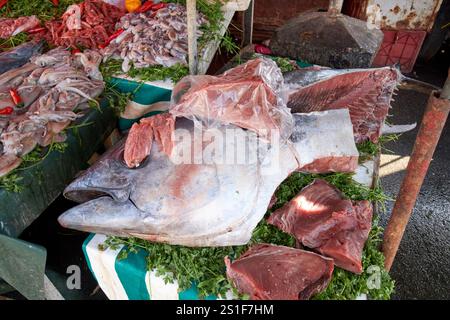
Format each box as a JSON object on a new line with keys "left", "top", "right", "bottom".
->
{"left": 187, "top": 0, "right": 198, "bottom": 75}
{"left": 383, "top": 70, "right": 450, "bottom": 271}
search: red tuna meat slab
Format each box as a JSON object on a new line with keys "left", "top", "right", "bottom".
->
{"left": 284, "top": 67, "right": 400, "bottom": 143}
{"left": 317, "top": 200, "right": 372, "bottom": 274}
{"left": 170, "top": 58, "right": 293, "bottom": 140}
{"left": 225, "top": 244, "right": 334, "bottom": 300}
{"left": 267, "top": 179, "right": 373, "bottom": 273}
{"left": 124, "top": 113, "right": 175, "bottom": 168}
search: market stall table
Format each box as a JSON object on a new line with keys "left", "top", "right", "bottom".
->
{"left": 0, "top": 101, "right": 116, "bottom": 299}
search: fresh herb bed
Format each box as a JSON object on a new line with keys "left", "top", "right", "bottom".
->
{"left": 0, "top": 0, "right": 83, "bottom": 21}
{"left": 102, "top": 166, "right": 395, "bottom": 300}
{"left": 100, "top": 59, "right": 189, "bottom": 84}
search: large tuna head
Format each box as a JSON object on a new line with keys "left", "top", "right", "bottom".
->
{"left": 58, "top": 119, "right": 300, "bottom": 247}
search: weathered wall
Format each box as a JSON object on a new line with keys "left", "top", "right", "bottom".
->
{"left": 342, "top": 0, "right": 443, "bottom": 31}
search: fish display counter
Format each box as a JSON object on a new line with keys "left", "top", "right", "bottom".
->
{"left": 81, "top": 159, "right": 376, "bottom": 300}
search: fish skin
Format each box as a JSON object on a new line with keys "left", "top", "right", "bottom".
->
{"left": 0, "top": 41, "right": 44, "bottom": 75}
{"left": 59, "top": 118, "right": 299, "bottom": 246}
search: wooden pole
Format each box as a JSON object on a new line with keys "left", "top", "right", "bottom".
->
{"left": 242, "top": 0, "right": 254, "bottom": 47}
{"left": 383, "top": 70, "right": 450, "bottom": 271}
{"left": 328, "top": 0, "right": 344, "bottom": 15}
{"left": 187, "top": 0, "right": 198, "bottom": 75}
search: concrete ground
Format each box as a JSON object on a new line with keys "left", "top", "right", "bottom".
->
{"left": 379, "top": 59, "right": 450, "bottom": 299}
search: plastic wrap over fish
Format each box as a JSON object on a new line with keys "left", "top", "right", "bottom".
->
{"left": 284, "top": 66, "right": 401, "bottom": 143}
{"left": 169, "top": 58, "right": 294, "bottom": 141}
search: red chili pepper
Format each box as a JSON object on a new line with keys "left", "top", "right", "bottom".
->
{"left": 9, "top": 89, "right": 22, "bottom": 107}
{"left": 51, "top": 0, "right": 59, "bottom": 6}
{"left": 135, "top": 1, "right": 154, "bottom": 13}
{"left": 27, "top": 27, "right": 47, "bottom": 34}
{"left": 0, "top": 0, "right": 8, "bottom": 10}
{"left": 0, "top": 107, "right": 14, "bottom": 116}
{"left": 98, "top": 28, "right": 125, "bottom": 49}
{"left": 108, "top": 28, "right": 124, "bottom": 43}
{"left": 149, "top": 3, "right": 166, "bottom": 18}
{"left": 71, "top": 47, "right": 81, "bottom": 54}
{"left": 254, "top": 44, "right": 272, "bottom": 55}
{"left": 151, "top": 3, "right": 165, "bottom": 10}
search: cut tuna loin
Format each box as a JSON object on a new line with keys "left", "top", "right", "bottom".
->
{"left": 225, "top": 244, "right": 334, "bottom": 300}
{"left": 285, "top": 66, "right": 400, "bottom": 143}
{"left": 124, "top": 113, "right": 175, "bottom": 168}
{"left": 267, "top": 179, "right": 373, "bottom": 273}
{"left": 317, "top": 200, "right": 372, "bottom": 274}
{"left": 291, "top": 109, "right": 359, "bottom": 173}
{"left": 170, "top": 58, "right": 293, "bottom": 140}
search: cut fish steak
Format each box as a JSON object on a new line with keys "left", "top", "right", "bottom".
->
{"left": 284, "top": 66, "right": 400, "bottom": 143}
{"left": 291, "top": 109, "right": 358, "bottom": 173}
{"left": 267, "top": 179, "right": 373, "bottom": 273}
{"left": 225, "top": 244, "right": 334, "bottom": 300}
{"left": 59, "top": 118, "right": 299, "bottom": 246}
{"left": 124, "top": 113, "right": 175, "bottom": 168}
{"left": 170, "top": 58, "right": 293, "bottom": 140}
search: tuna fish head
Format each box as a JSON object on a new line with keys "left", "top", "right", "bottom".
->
{"left": 58, "top": 119, "right": 299, "bottom": 246}
{"left": 63, "top": 140, "right": 132, "bottom": 203}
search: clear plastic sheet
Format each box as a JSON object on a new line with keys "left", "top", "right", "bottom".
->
{"left": 169, "top": 58, "right": 294, "bottom": 141}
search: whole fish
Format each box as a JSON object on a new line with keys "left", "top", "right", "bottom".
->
{"left": 58, "top": 109, "right": 360, "bottom": 247}
{"left": 0, "top": 40, "right": 44, "bottom": 75}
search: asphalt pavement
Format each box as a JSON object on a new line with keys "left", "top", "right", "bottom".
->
{"left": 379, "top": 61, "right": 450, "bottom": 299}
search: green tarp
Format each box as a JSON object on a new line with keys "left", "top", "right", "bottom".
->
{"left": 0, "top": 100, "right": 116, "bottom": 299}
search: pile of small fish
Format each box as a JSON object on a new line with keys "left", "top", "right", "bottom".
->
{"left": 44, "top": 0, "right": 125, "bottom": 49}
{"left": 102, "top": 3, "right": 208, "bottom": 72}
{"left": 0, "top": 15, "right": 40, "bottom": 39}
{"left": 0, "top": 45, "right": 105, "bottom": 177}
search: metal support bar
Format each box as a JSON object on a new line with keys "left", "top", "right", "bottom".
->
{"left": 383, "top": 70, "right": 450, "bottom": 271}
{"left": 187, "top": 0, "right": 198, "bottom": 75}
{"left": 242, "top": 0, "right": 254, "bottom": 47}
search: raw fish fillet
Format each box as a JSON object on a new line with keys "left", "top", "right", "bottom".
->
{"left": 225, "top": 244, "right": 334, "bottom": 300}
{"left": 268, "top": 179, "right": 372, "bottom": 273}
{"left": 124, "top": 113, "right": 175, "bottom": 168}
{"left": 284, "top": 66, "right": 400, "bottom": 143}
